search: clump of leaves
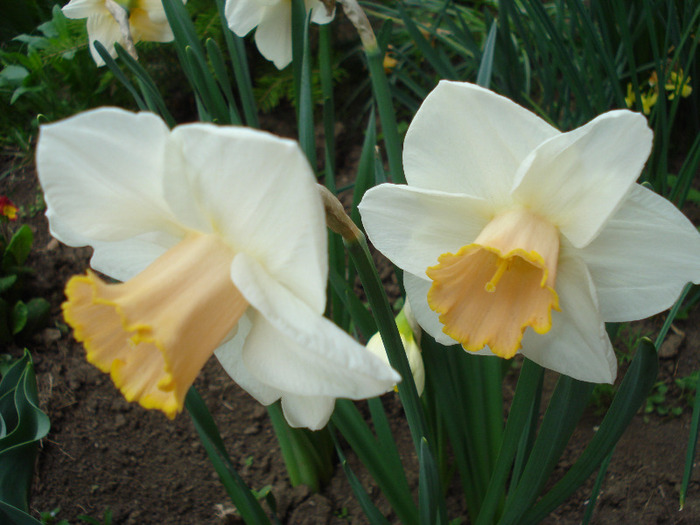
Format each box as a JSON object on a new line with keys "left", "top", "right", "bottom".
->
{"left": 0, "top": 350, "right": 50, "bottom": 522}
{"left": 0, "top": 216, "right": 50, "bottom": 343}
{"left": 0, "top": 6, "right": 129, "bottom": 154}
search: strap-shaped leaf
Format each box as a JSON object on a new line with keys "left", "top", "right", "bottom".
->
{"left": 498, "top": 375, "right": 595, "bottom": 524}
{"left": 520, "top": 338, "right": 658, "bottom": 523}
{"left": 0, "top": 500, "right": 43, "bottom": 525}
{"left": 185, "top": 387, "right": 271, "bottom": 524}
{"left": 0, "top": 350, "right": 50, "bottom": 512}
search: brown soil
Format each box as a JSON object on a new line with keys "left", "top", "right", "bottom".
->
{"left": 3, "top": 146, "right": 700, "bottom": 525}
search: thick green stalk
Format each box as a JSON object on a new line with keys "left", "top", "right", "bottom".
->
{"left": 266, "top": 402, "right": 332, "bottom": 492}
{"left": 344, "top": 233, "right": 427, "bottom": 449}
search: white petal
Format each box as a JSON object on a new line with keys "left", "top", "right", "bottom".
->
{"left": 215, "top": 311, "right": 283, "bottom": 406}
{"left": 359, "top": 184, "right": 491, "bottom": 277}
{"left": 130, "top": 6, "right": 174, "bottom": 43}
{"left": 308, "top": 0, "right": 334, "bottom": 24}
{"left": 86, "top": 13, "right": 124, "bottom": 65}
{"left": 168, "top": 124, "right": 327, "bottom": 312}
{"left": 88, "top": 231, "right": 180, "bottom": 281}
{"left": 579, "top": 184, "right": 700, "bottom": 321}
{"left": 512, "top": 110, "right": 653, "bottom": 248}
{"left": 281, "top": 394, "right": 335, "bottom": 430}
{"left": 37, "top": 108, "right": 181, "bottom": 247}
{"left": 232, "top": 253, "right": 400, "bottom": 398}
{"left": 403, "top": 81, "right": 559, "bottom": 206}
{"left": 404, "top": 273, "right": 459, "bottom": 346}
{"left": 521, "top": 254, "right": 616, "bottom": 384}
{"left": 225, "top": 0, "right": 271, "bottom": 36}
{"left": 62, "top": 0, "right": 104, "bottom": 18}
{"left": 254, "top": 2, "right": 292, "bottom": 69}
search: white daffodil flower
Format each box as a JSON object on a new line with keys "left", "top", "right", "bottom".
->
{"left": 37, "top": 107, "right": 399, "bottom": 430}
{"left": 366, "top": 302, "right": 425, "bottom": 395}
{"left": 224, "top": 0, "right": 334, "bottom": 69}
{"left": 359, "top": 80, "right": 700, "bottom": 384}
{"left": 62, "top": 0, "right": 179, "bottom": 66}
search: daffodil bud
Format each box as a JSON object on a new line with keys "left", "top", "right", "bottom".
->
{"left": 366, "top": 302, "right": 425, "bottom": 396}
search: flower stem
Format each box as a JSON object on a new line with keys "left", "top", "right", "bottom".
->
{"left": 344, "top": 232, "right": 428, "bottom": 449}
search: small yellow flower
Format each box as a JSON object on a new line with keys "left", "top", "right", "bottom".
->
{"left": 383, "top": 46, "right": 398, "bottom": 72}
{"left": 640, "top": 89, "right": 658, "bottom": 115}
{"left": 665, "top": 70, "right": 693, "bottom": 100}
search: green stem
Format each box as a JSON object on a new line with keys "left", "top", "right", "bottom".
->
{"left": 344, "top": 233, "right": 427, "bottom": 449}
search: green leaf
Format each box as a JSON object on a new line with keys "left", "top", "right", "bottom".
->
{"left": 476, "top": 21, "right": 497, "bottom": 88}
{"left": 184, "top": 387, "right": 272, "bottom": 524}
{"left": 418, "top": 438, "right": 447, "bottom": 525}
{"left": 498, "top": 375, "right": 595, "bottom": 524}
{"left": 332, "top": 400, "right": 418, "bottom": 525}
{"left": 0, "top": 299, "right": 10, "bottom": 344}
{"left": 0, "top": 275, "right": 18, "bottom": 294}
{"left": 18, "top": 298, "right": 50, "bottom": 337}
{"left": 4, "top": 225, "right": 33, "bottom": 268}
{"left": 11, "top": 301, "right": 27, "bottom": 335}
{"left": 0, "top": 500, "right": 43, "bottom": 525}
{"left": 0, "top": 350, "right": 51, "bottom": 512}
{"left": 329, "top": 424, "right": 391, "bottom": 525}
{"left": 0, "top": 65, "right": 29, "bottom": 87}
{"left": 521, "top": 338, "right": 658, "bottom": 523}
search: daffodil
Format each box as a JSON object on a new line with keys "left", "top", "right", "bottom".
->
{"left": 62, "top": 0, "right": 179, "bottom": 66}
{"left": 37, "top": 107, "right": 399, "bottom": 429}
{"left": 224, "top": 0, "right": 334, "bottom": 69}
{"left": 359, "top": 81, "right": 700, "bottom": 383}
{"left": 366, "top": 302, "right": 425, "bottom": 395}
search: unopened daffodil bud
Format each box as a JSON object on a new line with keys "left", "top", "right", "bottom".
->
{"left": 366, "top": 302, "right": 425, "bottom": 396}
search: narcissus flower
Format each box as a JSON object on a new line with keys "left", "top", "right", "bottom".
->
{"left": 359, "top": 81, "right": 700, "bottom": 383}
{"left": 37, "top": 107, "right": 399, "bottom": 429}
{"left": 366, "top": 302, "right": 425, "bottom": 395}
{"left": 225, "top": 0, "right": 334, "bottom": 69}
{"left": 62, "top": 0, "right": 179, "bottom": 66}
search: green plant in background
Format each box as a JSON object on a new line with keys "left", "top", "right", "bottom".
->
{"left": 0, "top": 6, "right": 128, "bottom": 156}
{"left": 0, "top": 197, "right": 49, "bottom": 343}
{"left": 0, "top": 350, "right": 50, "bottom": 525}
